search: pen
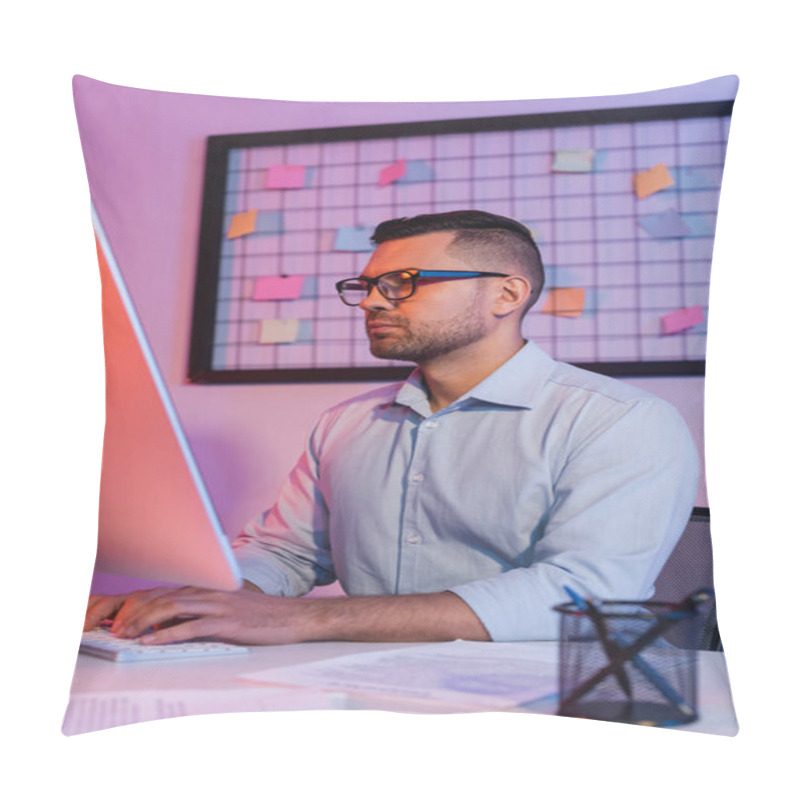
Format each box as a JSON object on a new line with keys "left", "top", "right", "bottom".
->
{"left": 560, "top": 587, "right": 708, "bottom": 719}
{"left": 563, "top": 586, "right": 632, "bottom": 701}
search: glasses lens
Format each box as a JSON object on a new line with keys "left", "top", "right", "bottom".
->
{"left": 337, "top": 271, "right": 419, "bottom": 305}
{"left": 338, "top": 280, "right": 368, "bottom": 305}
{"left": 378, "top": 271, "right": 416, "bottom": 300}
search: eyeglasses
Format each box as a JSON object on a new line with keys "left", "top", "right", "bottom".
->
{"left": 335, "top": 269, "right": 509, "bottom": 306}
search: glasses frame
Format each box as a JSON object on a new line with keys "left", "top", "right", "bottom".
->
{"left": 335, "top": 268, "right": 509, "bottom": 306}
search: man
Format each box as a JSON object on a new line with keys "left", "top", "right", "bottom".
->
{"left": 85, "top": 210, "right": 699, "bottom": 645}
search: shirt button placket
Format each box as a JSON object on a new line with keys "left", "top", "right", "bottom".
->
{"left": 397, "top": 417, "right": 436, "bottom": 593}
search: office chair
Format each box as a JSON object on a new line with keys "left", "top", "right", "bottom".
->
{"left": 652, "top": 507, "right": 722, "bottom": 650}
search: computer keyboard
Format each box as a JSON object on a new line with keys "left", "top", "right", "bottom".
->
{"left": 80, "top": 627, "right": 250, "bottom": 662}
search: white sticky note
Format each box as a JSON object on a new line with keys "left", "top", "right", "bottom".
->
{"left": 552, "top": 149, "right": 595, "bottom": 173}
{"left": 258, "top": 319, "right": 300, "bottom": 344}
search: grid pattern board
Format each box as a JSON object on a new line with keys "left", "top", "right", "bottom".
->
{"left": 189, "top": 103, "right": 732, "bottom": 383}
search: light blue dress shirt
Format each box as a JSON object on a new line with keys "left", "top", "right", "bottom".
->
{"left": 234, "top": 341, "right": 699, "bottom": 641}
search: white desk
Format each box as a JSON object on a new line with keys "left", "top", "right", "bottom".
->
{"left": 64, "top": 640, "right": 738, "bottom": 736}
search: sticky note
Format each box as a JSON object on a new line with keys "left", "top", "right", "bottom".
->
{"left": 379, "top": 159, "right": 407, "bottom": 186}
{"left": 682, "top": 214, "right": 715, "bottom": 237}
{"left": 633, "top": 163, "right": 675, "bottom": 199}
{"left": 539, "top": 288, "right": 586, "bottom": 318}
{"left": 334, "top": 226, "right": 375, "bottom": 252}
{"left": 265, "top": 165, "right": 307, "bottom": 189}
{"left": 660, "top": 306, "right": 705, "bottom": 335}
{"left": 255, "top": 210, "right": 285, "bottom": 235}
{"left": 638, "top": 208, "right": 690, "bottom": 239}
{"left": 253, "top": 275, "right": 305, "bottom": 301}
{"left": 552, "top": 150, "right": 595, "bottom": 173}
{"left": 226, "top": 209, "right": 258, "bottom": 239}
{"left": 675, "top": 166, "right": 716, "bottom": 190}
{"left": 258, "top": 319, "right": 300, "bottom": 344}
{"left": 396, "top": 160, "right": 435, "bottom": 183}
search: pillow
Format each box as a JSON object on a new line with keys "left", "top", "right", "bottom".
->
{"left": 65, "top": 74, "right": 738, "bottom": 736}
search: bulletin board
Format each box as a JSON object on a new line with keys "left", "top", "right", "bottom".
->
{"left": 188, "top": 100, "right": 733, "bottom": 384}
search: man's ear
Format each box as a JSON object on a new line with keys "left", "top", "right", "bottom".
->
{"left": 492, "top": 275, "right": 532, "bottom": 318}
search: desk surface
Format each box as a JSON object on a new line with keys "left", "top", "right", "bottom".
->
{"left": 64, "top": 640, "right": 738, "bottom": 736}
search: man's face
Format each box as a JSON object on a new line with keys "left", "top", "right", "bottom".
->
{"left": 358, "top": 232, "right": 493, "bottom": 365}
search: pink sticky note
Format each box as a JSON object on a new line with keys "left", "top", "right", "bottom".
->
{"left": 253, "top": 275, "right": 305, "bottom": 301}
{"left": 660, "top": 305, "right": 704, "bottom": 334}
{"left": 379, "top": 159, "right": 407, "bottom": 187}
{"left": 265, "top": 165, "right": 307, "bottom": 189}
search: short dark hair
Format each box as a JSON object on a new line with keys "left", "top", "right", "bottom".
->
{"left": 371, "top": 210, "right": 544, "bottom": 310}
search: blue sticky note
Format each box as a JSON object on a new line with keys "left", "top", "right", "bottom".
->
{"left": 396, "top": 160, "right": 435, "bottom": 183}
{"left": 297, "top": 320, "right": 314, "bottom": 341}
{"left": 256, "top": 210, "right": 285, "bottom": 235}
{"left": 674, "top": 166, "right": 717, "bottom": 191}
{"left": 300, "top": 276, "right": 318, "bottom": 298}
{"left": 592, "top": 150, "right": 609, "bottom": 171}
{"left": 638, "top": 208, "right": 690, "bottom": 239}
{"left": 334, "top": 226, "right": 375, "bottom": 252}
{"left": 683, "top": 214, "right": 716, "bottom": 237}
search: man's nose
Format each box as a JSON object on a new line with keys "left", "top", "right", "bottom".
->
{"left": 359, "top": 284, "right": 395, "bottom": 312}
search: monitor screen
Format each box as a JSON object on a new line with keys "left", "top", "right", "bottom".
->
{"left": 91, "top": 207, "right": 242, "bottom": 591}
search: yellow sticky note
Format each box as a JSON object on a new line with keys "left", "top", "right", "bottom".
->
{"left": 633, "top": 163, "right": 675, "bottom": 199}
{"left": 227, "top": 209, "right": 258, "bottom": 239}
{"left": 539, "top": 288, "right": 586, "bottom": 318}
{"left": 258, "top": 319, "right": 300, "bottom": 344}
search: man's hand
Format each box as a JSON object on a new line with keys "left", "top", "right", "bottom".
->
{"left": 84, "top": 587, "right": 180, "bottom": 633}
{"left": 84, "top": 586, "right": 314, "bottom": 646}
{"left": 83, "top": 586, "right": 490, "bottom": 646}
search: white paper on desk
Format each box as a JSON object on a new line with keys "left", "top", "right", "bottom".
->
{"left": 62, "top": 687, "right": 346, "bottom": 736}
{"left": 241, "top": 640, "right": 558, "bottom": 711}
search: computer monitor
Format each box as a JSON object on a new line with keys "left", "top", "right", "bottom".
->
{"left": 91, "top": 207, "right": 242, "bottom": 590}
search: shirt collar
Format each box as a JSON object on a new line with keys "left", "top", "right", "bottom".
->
{"left": 393, "top": 368, "right": 433, "bottom": 417}
{"left": 393, "top": 341, "right": 556, "bottom": 414}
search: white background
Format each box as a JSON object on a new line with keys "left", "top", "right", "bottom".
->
{"left": 4, "top": 2, "right": 797, "bottom": 798}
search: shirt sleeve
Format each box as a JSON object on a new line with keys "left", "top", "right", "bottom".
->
{"left": 232, "top": 422, "right": 336, "bottom": 596}
{"left": 449, "top": 397, "right": 700, "bottom": 642}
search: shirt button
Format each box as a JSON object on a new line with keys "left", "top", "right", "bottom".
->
{"left": 408, "top": 534, "right": 421, "bottom": 544}
{"left": 410, "top": 473, "right": 424, "bottom": 483}
{"left": 424, "top": 420, "right": 439, "bottom": 429}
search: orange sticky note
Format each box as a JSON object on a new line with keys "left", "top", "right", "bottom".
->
{"left": 633, "top": 163, "right": 675, "bottom": 199}
{"left": 227, "top": 209, "right": 258, "bottom": 239}
{"left": 540, "top": 288, "right": 586, "bottom": 318}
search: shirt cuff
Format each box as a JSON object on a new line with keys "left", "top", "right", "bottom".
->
{"left": 449, "top": 572, "right": 562, "bottom": 642}
{"left": 234, "top": 547, "right": 297, "bottom": 596}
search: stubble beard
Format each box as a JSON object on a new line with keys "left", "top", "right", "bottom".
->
{"left": 366, "top": 301, "right": 489, "bottom": 364}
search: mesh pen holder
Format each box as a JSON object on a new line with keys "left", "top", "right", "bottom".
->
{"left": 554, "top": 597, "right": 702, "bottom": 727}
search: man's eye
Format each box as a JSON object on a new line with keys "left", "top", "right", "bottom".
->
{"left": 383, "top": 275, "right": 409, "bottom": 288}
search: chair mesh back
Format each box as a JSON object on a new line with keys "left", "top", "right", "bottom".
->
{"left": 652, "top": 508, "right": 721, "bottom": 650}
